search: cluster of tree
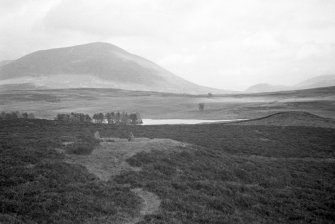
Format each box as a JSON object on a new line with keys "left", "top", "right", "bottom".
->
{"left": 92, "top": 112, "right": 142, "bottom": 125}
{"left": 56, "top": 112, "right": 92, "bottom": 123}
{"left": 55, "top": 112, "right": 142, "bottom": 125}
{"left": 0, "top": 111, "right": 35, "bottom": 120}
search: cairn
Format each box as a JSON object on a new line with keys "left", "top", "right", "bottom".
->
{"left": 128, "top": 132, "right": 134, "bottom": 141}
{"left": 94, "top": 131, "right": 101, "bottom": 140}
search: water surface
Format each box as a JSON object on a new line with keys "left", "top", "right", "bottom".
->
{"left": 142, "top": 119, "right": 246, "bottom": 125}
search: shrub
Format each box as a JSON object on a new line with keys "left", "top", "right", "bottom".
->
{"left": 65, "top": 142, "right": 94, "bottom": 155}
{"left": 198, "top": 103, "right": 205, "bottom": 111}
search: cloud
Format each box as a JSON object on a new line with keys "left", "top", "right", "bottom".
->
{"left": 0, "top": 0, "right": 335, "bottom": 90}
{"left": 42, "top": 0, "right": 204, "bottom": 38}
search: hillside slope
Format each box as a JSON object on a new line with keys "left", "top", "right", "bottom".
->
{"left": 245, "top": 83, "right": 289, "bottom": 93}
{"left": 294, "top": 74, "right": 335, "bottom": 90}
{"left": 245, "top": 75, "right": 335, "bottom": 93}
{"left": 233, "top": 111, "right": 335, "bottom": 128}
{"left": 0, "top": 60, "right": 13, "bottom": 67}
{"left": 0, "top": 42, "right": 225, "bottom": 94}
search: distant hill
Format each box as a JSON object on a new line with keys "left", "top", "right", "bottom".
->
{"left": 294, "top": 75, "right": 335, "bottom": 90}
{"left": 245, "top": 83, "right": 289, "bottom": 93}
{"left": 0, "top": 42, "right": 227, "bottom": 94}
{"left": 0, "top": 60, "right": 13, "bottom": 67}
{"left": 233, "top": 111, "right": 335, "bottom": 128}
{"left": 245, "top": 75, "right": 335, "bottom": 93}
{"left": 0, "top": 83, "right": 42, "bottom": 92}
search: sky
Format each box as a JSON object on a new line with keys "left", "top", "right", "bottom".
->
{"left": 0, "top": 0, "right": 335, "bottom": 90}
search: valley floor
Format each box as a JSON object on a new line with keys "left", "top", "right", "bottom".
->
{"left": 1, "top": 86, "right": 334, "bottom": 120}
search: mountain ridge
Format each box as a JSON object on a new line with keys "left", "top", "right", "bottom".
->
{"left": 245, "top": 74, "right": 335, "bottom": 93}
{"left": 0, "top": 42, "right": 228, "bottom": 94}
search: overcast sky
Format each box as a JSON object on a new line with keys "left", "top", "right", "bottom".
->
{"left": 1, "top": 0, "right": 335, "bottom": 90}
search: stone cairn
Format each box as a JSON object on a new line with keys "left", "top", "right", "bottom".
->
{"left": 94, "top": 131, "right": 101, "bottom": 140}
{"left": 128, "top": 132, "right": 134, "bottom": 141}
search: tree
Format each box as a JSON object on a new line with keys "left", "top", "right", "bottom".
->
{"left": 129, "top": 113, "right": 137, "bottom": 124}
{"left": 69, "top": 113, "right": 78, "bottom": 122}
{"left": 98, "top": 113, "right": 104, "bottom": 123}
{"left": 93, "top": 113, "right": 104, "bottom": 123}
{"left": 115, "top": 112, "right": 121, "bottom": 124}
{"left": 15, "top": 111, "right": 22, "bottom": 118}
{"left": 121, "top": 112, "right": 129, "bottom": 125}
{"left": 198, "top": 103, "right": 205, "bottom": 111}
{"left": 0, "top": 112, "right": 6, "bottom": 120}
{"left": 106, "top": 112, "right": 113, "bottom": 124}
{"left": 6, "top": 112, "right": 18, "bottom": 120}
{"left": 136, "top": 112, "right": 142, "bottom": 124}
{"left": 84, "top": 114, "right": 92, "bottom": 122}
{"left": 56, "top": 113, "right": 69, "bottom": 122}
{"left": 27, "top": 113, "right": 35, "bottom": 119}
{"left": 129, "top": 113, "right": 143, "bottom": 124}
{"left": 111, "top": 112, "right": 115, "bottom": 124}
{"left": 22, "top": 112, "right": 28, "bottom": 119}
{"left": 92, "top": 113, "right": 98, "bottom": 123}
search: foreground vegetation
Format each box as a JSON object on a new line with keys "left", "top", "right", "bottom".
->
{"left": 0, "top": 120, "right": 139, "bottom": 223}
{"left": 1, "top": 119, "right": 334, "bottom": 223}
{"left": 102, "top": 123, "right": 335, "bottom": 223}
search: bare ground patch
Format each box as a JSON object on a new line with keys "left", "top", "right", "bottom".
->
{"left": 65, "top": 137, "right": 188, "bottom": 180}
{"left": 64, "top": 137, "right": 188, "bottom": 223}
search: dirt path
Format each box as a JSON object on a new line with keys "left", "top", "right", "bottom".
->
{"left": 121, "top": 188, "right": 162, "bottom": 224}
{"left": 64, "top": 137, "right": 188, "bottom": 223}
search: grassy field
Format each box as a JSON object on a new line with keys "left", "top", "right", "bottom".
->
{"left": 0, "top": 86, "right": 334, "bottom": 120}
{"left": 1, "top": 119, "right": 334, "bottom": 223}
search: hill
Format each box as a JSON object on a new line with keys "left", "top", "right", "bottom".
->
{"left": 245, "top": 74, "right": 335, "bottom": 93}
{"left": 294, "top": 74, "right": 335, "bottom": 90}
{"left": 233, "top": 111, "right": 335, "bottom": 128}
{"left": 0, "top": 60, "right": 13, "bottom": 67}
{"left": 0, "top": 83, "right": 42, "bottom": 92}
{"left": 245, "top": 83, "right": 289, "bottom": 93}
{"left": 0, "top": 42, "right": 226, "bottom": 94}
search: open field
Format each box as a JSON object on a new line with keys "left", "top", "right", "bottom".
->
{"left": 0, "top": 86, "right": 334, "bottom": 120}
{"left": 1, "top": 117, "right": 334, "bottom": 223}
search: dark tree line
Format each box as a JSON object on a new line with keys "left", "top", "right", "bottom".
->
{"left": 55, "top": 112, "right": 142, "bottom": 125}
{"left": 92, "top": 112, "right": 142, "bottom": 125}
{"left": 56, "top": 112, "right": 92, "bottom": 123}
{"left": 0, "top": 111, "right": 35, "bottom": 120}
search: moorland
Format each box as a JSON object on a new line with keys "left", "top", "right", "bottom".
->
{"left": 1, "top": 34, "right": 335, "bottom": 224}
{"left": 1, "top": 114, "right": 334, "bottom": 223}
